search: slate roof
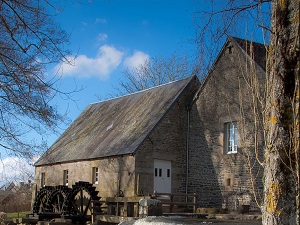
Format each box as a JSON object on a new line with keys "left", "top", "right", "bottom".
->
{"left": 35, "top": 76, "right": 199, "bottom": 166}
{"left": 197, "top": 36, "right": 266, "bottom": 95}
{"left": 231, "top": 36, "right": 267, "bottom": 71}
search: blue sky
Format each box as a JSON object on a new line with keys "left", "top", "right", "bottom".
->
{"left": 50, "top": 0, "right": 199, "bottom": 141}
{"left": 49, "top": 0, "right": 270, "bottom": 146}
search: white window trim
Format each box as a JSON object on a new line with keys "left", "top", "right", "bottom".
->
{"left": 225, "top": 121, "right": 238, "bottom": 154}
{"left": 92, "top": 167, "right": 99, "bottom": 184}
{"left": 63, "top": 170, "right": 69, "bottom": 186}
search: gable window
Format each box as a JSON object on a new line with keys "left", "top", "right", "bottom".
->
{"left": 41, "top": 172, "right": 45, "bottom": 187}
{"left": 92, "top": 167, "right": 99, "bottom": 184}
{"left": 63, "top": 170, "right": 69, "bottom": 186}
{"left": 225, "top": 122, "right": 238, "bottom": 154}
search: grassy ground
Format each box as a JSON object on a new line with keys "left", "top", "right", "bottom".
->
{"left": 6, "top": 211, "right": 30, "bottom": 219}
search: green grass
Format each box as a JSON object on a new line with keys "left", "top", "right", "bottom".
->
{"left": 6, "top": 211, "right": 30, "bottom": 219}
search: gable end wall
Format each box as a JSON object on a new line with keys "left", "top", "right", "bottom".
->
{"left": 189, "top": 41, "right": 264, "bottom": 211}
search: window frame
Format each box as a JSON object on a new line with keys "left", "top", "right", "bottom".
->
{"left": 92, "top": 167, "right": 99, "bottom": 184}
{"left": 159, "top": 168, "right": 162, "bottom": 177}
{"left": 225, "top": 121, "right": 238, "bottom": 154}
{"left": 63, "top": 170, "right": 69, "bottom": 186}
{"left": 41, "top": 172, "right": 45, "bottom": 187}
{"left": 167, "top": 169, "right": 170, "bottom": 178}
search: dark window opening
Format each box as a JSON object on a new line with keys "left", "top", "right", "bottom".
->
{"left": 226, "top": 178, "right": 231, "bottom": 186}
{"left": 63, "top": 170, "right": 69, "bottom": 186}
{"left": 41, "top": 172, "right": 45, "bottom": 187}
{"left": 167, "top": 169, "right": 170, "bottom": 177}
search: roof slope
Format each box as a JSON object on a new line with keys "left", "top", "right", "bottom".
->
{"left": 35, "top": 76, "right": 198, "bottom": 166}
{"left": 231, "top": 36, "right": 267, "bottom": 71}
{"left": 195, "top": 36, "right": 266, "bottom": 102}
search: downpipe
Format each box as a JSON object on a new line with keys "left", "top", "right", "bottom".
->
{"left": 185, "top": 105, "right": 190, "bottom": 199}
{"left": 185, "top": 86, "right": 201, "bottom": 200}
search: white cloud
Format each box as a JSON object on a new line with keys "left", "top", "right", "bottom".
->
{"left": 97, "top": 33, "right": 108, "bottom": 42}
{"left": 56, "top": 45, "right": 124, "bottom": 80}
{"left": 0, "top": 157, "right": 36, "bottom": 186}
{"left": 124, "top": 51, "right": 150, "bottom": 70}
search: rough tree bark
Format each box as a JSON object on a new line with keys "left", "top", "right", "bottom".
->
{"left": 263, "top": 0, "right": 299, "bottom": 224}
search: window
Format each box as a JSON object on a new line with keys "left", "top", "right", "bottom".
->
{"left": 167, "top": 169, "right": 170, "bottom": 178}
{"left": 63, "top": 170, "right": 68, "bottom": 186}
{"left": 226, "top": 178, "right": 231, "bottom": 186}
{"left": 41, "top": 172, "right": 45, "bottom": 187}
{"left": 225, "top": 122, "right": 238, "bottom": 154}
{"left": 159, "top": 168, "right": 162, "bottom": 177}
{"left": 92, "top": 167, "right": 99, "bottom": 184}
{"left": 155, "top": 168, "right": 170, "bottom": 177}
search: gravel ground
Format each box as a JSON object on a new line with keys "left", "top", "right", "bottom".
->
{"left": 165, "top": 213, "right": 263, "bottom": 225}
{"left": 119, "top": 216, "right": 262, "bottom": 225}
{"left": 171, "top": 219, "right": 262, "bottom": 225}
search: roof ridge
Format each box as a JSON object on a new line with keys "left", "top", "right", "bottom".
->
{"left": 229, "top": 36, "right": 267, "bottom": 71}
{"left": 90, "top": 75, "right": 195, "bottom": 105}
{"left": 229, "top": 36, "right": 266, "bottom": 46}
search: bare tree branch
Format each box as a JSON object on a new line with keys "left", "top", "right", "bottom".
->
{"left": 0, "top": 0, "right": 74, "bottom": 159}
{"left": 115, "top": 53, "right": 198, "bottom": 95}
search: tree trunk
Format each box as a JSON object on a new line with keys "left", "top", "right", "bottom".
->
{"left": 263, "top": 0, "right": 299, "bottom": 225}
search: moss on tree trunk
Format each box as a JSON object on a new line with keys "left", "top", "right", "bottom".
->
{"left": 263, "top": 0, "right": 300, "bottom": 224}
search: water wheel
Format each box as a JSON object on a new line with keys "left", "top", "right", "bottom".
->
{"left": 46, "top": 185, "right": 70, "bottom": 213}
{"left": 61, "top": 181, "right": 100, "bottom": 223}
{"left": 32, "top": 186, "right": 53, "bottom": 214}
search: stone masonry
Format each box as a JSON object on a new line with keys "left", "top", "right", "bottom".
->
{"left": 188, "top": 39, "right": 265, "bottom": 211}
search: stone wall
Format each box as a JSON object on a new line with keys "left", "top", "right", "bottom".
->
{"left": 34, "top": 155, "right": 135, "bottom": 198}
{"left": 188, "top": 40, "right": 265, "bottom": 211}
{"left": 135, "top": 77, "right": 200, "bottom": 196}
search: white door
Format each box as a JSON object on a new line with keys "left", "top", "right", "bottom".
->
{"left": 154, "top": 159, "right": 171, "bottom": 193}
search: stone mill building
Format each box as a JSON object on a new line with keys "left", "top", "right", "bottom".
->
{"left": 34, "top": 36, "right": 266, "bottom": 211}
